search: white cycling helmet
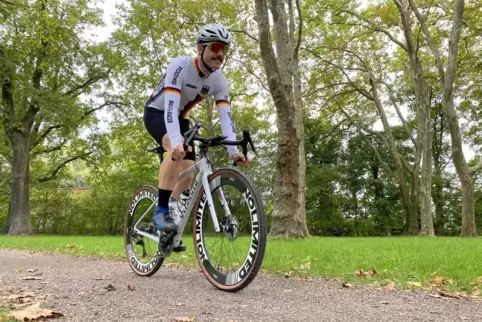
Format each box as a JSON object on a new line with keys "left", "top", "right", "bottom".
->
{"left": 196, "top": 23, "right": 231, "bottom": 46}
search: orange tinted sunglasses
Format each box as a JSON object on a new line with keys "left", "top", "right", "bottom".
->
{"left": 206, "top": 42, "right": 229, "bottom": 55}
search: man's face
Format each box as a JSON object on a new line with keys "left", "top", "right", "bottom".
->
{"left": 198, "top": 42, "right": 229, "bottom": 70}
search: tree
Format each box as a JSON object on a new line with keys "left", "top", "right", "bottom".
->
{"left": 0, "top": 0, "right": 120, "bottom": 235}
{"left": 254, "top": 0, "right": 309, "bottom": 237}
{"left": 407, "top": 0, "right": 479, "bottom": 235}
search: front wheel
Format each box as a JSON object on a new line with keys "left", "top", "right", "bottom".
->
{"left": 192, "top": 168, "right": 267, "bottom": 292}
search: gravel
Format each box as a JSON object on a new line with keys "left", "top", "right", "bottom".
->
{"left": 1, "top": 249, "right": 481, "bottom": 322}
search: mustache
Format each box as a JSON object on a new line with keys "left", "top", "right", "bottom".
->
{"left": 212, "top": 56, "right": 223, "bottom": 62}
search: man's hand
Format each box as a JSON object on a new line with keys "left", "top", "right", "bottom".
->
{"left": 231, "top": 152, "right": 251, "bottom": 166}
{"left": 171, "top": 143, "right": 192, "bottom": 161}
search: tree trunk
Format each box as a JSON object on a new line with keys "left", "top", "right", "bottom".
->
{"left": 270, "top": 103, "right": 306, "bottom": 236}
{"left": 396, "top": 1, "right": 434, "bottom": 235}
{"left": 291, "top": 0, "right": 309, "bottom": 237}
{"left": 444, "top": 93, "right": 476, "bottom": 236}
{"left": 254, "top": 0, "right": 308, "bottom": 237}
{"left": 432, "top": 101, "right": 445, "bottom": 234}
{"left": 7, "top": 130, "right": 33, "bottom": 235}
{"left": 419, "top": 104, "right": 434, "bottom": 236}
{"left": 408, "top": 0, "right": 475, "bottom": 236}
{"left": 407, "top": 174, "right": 419, "bottom": 234}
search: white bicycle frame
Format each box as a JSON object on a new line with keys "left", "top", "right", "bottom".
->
{"left": 132, "top": 157, "right": 231, "bottom": 248}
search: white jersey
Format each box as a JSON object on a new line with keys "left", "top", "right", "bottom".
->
{"left": 145, "top": 56, "right": 237, "bottom": 155}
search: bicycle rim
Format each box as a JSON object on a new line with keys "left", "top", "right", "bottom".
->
{"left": 124, "top": 185, "right": 164, "bottom": 276}
{"left": 192, "top": 168, "right": 267, "bottom": 292}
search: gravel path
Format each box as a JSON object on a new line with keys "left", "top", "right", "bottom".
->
{"left": 1, "top": 249, "right": 481, "bottom": 322}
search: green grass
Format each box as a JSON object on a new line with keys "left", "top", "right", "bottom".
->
{"left": 0, "top": 307, "right": 14, "bottom": 322}
{"left": 1, "top": 235, "right": 481, "bottom": 295}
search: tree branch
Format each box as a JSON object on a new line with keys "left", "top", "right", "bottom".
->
{"left": 229, "top": 29, "right": 259, "bottom": 42}
{"left": 1, "top": 46, "right": 15, "bottom": 138}
{"left": 381, "top": 81, "right": 418, "bottom": 147}
{"left": 21, "top": 12, "right": 48, "bottom": 131}
{"left": 64, "top": 74, "right": 107, "bottom": 97}
{"left": 318, "top": 119, "right": 350, "bottom": 141}
{"left": 318, "top": 89, "right": 358, "bottom": 111}
{"left": 32, "top": 138, "right": 67, "bottom": 156}
{"left": 306, "top": 49, "right": 374, "bottom": 100}
{"left": 338, "top": 9, "right": 408, "bottom": 51}
{"left": 38, "top": 151, "right": 93, "bottom": 183}
{"left": 303, "top": 82, "right": 353, "bottom": 99}
{"left": 294, "top": 0, "right": 302, "bottom": 59}
{"left": 408, "top": 0, "right": 445, "bottom": 81}
{"left": 231, "top": 58, "right": 270, "bottom": 92}
{"left": 0, "top": 0, "right": 28, "bottom": 6}
{"left": 230, "top": 91, "right": 259, "bottom": 100}
{"left": 469, "top": 160, "right": 482, "bottom": 175}
{"left": 79, "top": 101, "right": 125, "bottom": 123}
{"left": 30, "top": 124, "right": 62, "bottom": 149}
{"left": 339, "top": 106, "right": 393, "bottom": 174}
{"left": 254, "top": 0, "right": 290, "bottom": 108}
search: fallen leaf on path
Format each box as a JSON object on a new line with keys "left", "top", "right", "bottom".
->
{"left": 174, "top": 316, "right": 195, "bottom": 322}
{"left": 406, "top": 281, "right": 422, "bottom": 288}
{"left": 284, "top": 271, "right": 292, "bottom": 278}
{"left": 127, "top": 285, "right": 135, "bottom": 291}
{"left": 4, "top": 292, "right": 35, "bottom": 301}
{"left": 430, "top": 274, "right": 447, "bottom": 287}
{"left": 342, "top": 283, "right": 353, "bottom": 288}
{"left": 429, "top": 294, "right": 443, "bottom": 298}
{"left": 385, "top": 282, "right": 396, "bottom": 290}
{"left": 438, "top": 291, "right": 464, "bottom": 300}
{"left": 20, "top": 276, "right": 42, "bottom": 281}
{"left": 353, "top": 269, "right": 377, "bottom": 277}
{"left": 104, "top": 284, "right": 116, "bottom": 292}
{"left": 3, "top": 292, "right": 37, "bottom": 308}
{"left": 7, "top": 302, "right": 63, "bottom": 321}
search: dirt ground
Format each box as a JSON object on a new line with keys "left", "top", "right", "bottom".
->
{"left": 1, "top": 249, "right": 482, "bottom": 322}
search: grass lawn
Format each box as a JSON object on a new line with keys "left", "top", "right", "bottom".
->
{"left": 1, "top": 235, "right": 481, "bottom": 296}
{"left": 0, "top": 307, "right": 14, "bottom": 322}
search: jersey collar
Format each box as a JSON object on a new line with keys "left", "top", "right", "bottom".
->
{"left": 194, "top": 57, "right": 211, "bottom": 79}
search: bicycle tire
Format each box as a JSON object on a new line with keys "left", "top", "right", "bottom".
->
{"left": 192, "top": 168, "right": 267, "bottom": 292}
{"left": 124, "top": 185, "right": 164, "bottom": 276}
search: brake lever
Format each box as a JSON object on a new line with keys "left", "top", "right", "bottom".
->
{"left": 233, "top": 130, "right": 256, "bottom": 166}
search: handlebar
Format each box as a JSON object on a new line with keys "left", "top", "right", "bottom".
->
{"left": 181, "top": 121, "right": 257, "bottom": 165}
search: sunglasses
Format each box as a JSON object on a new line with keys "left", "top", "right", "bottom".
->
{"left": 206, "top": 42, "right": 229, "bottom": 55}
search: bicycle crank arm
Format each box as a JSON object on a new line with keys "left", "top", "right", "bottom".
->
{"left": 133, "top": 228, "right": 160, "bottom": 244}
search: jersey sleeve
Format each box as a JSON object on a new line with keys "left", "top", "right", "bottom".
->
{"left": 214, "top": 76, "right": 238, "bottom": 156}
{"left": 163, "top": 59, "right": 185, "bottom": 148}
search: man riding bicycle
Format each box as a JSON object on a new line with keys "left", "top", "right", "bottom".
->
{"left": 143, "top": 23, "right": 250, "bottom": 252}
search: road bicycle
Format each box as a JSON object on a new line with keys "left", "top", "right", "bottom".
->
{"left": 123, "top": 121, "right": 267, "bottom": 292}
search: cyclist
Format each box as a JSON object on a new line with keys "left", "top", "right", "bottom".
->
{"left": 143, "top": 23, "right": 250, "bottom": 251}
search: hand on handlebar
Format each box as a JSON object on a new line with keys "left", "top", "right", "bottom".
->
{"left": 171, "top": 143, "right": 192, "bottom": 161}
{"left": 231, "top": 152, "right": 251, "bottom": 167}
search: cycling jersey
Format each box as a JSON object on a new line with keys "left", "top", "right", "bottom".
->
{"left": 145, "top": 56, "right": 237, "bottom": 156}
